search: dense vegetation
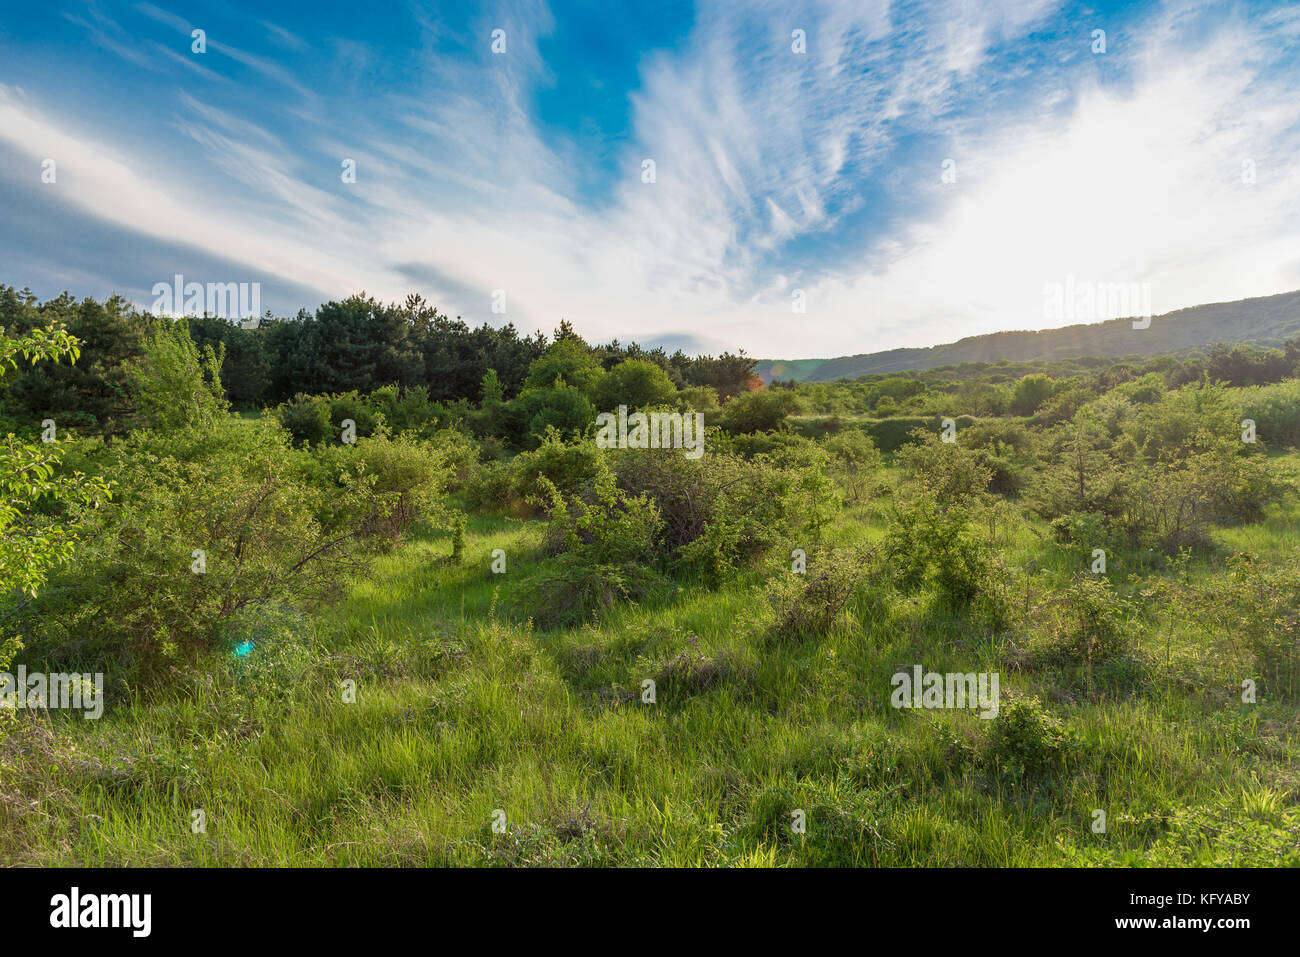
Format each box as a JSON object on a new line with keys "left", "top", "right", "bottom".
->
{"left": 2, "top": 286, "right": 1298, "bottom": 866}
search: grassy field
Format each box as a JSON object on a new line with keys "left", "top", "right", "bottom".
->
{"left": 4, "top": 455, "right": 1298, "bottom": 868}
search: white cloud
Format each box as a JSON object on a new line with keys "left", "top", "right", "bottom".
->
{"left": 5, "top": 0, "right": 1298, "bottom": 360}
{"left": 790, "top": 14, "right": 1300, "bottom": 354}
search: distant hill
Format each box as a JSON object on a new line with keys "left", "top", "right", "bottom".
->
{"left": 758, "top": 289, "right": 1300, "bottom": 382}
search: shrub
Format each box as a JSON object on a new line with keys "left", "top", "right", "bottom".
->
{"left": 767, "top": 546, "right": 878, "bottom": 640}
{"left": 959, "top": 420, "right": 1038, "bottom": 498}
{"left": 894, "top": 429, "right": 993, "bottom": 506}
{"left": 326, "top": 392, "right": 379, "bottom": 439}
{"left": 463, "top": 430, "right": 604, "bottom": 516}
{"left": 520, "top": 560, "right": 665, "bottom": 629}
{"left": 514, "top": 430, "right": 605, "bottom": 502}
{"left": 308, "top": 429, "right": 452, "bottom": 544}
{"left": 0, "top": 323, "right": 111, "bottom": 742}
{"left": 13, "top": 419, "right": 447, "bottom": 684}
{"left": 609, "top": 447, "right": 718, "bottom": 552}
{"left": 123, "top": 319, "right": 226, "bottom": 431}
{"left": 590, "top": 359, "right": 678, "bottom": 411}
{"left": 1037, "top": 574, "right": 1135, "bottom": 668}
{"left": 1238, "top": 379, "right": 1300, "bottom": 448}
{"left": 720, "top": 388, "right": 801, "bottom": 434}
{"left": 14, "top": 418, "right": 381, "bottom": 680}
{"left": 277, "top": 393, "right": 332, "bottom": 445}
{"left": 1009, "top": 373, "right": 1054, "bottom": 416}
{"left": 464, "top": 460, "right": 520, "bottom": 515}
{"left": 1112, "top": 445, "right": 1277, "bottom": 550}
{"left": 518, "top": 381, "right": 596, "bottom": 447}
{"left": 368, "top": 384, "right": 445, "bottom": 438}
{"left": 522, "top": 339, "right": 605, "bottom": 394}
{"left": 721, "top": 429, "right": 818, "bottom": 460}
{"left": 984, "top": 695, "right": 1075, "bottom": 784}
{"left": 884, "top": 494, "right": 1013, "bottom": 629}
{"left": 825, "top": 429, "right": 883, "bottom": 503}
{"left": 1048, "top": 511, "right": 1107, "bottom": 548}
{"left": 1034, "top": 385, "right": 1093, "bottom": 426}
{"left": 427, "top": 428, "right": 483, "bottom": 491}
{"left": 675, "top": 386, "right": 721, "bottom": 421}
{"left": 449, "top": 511, "right": 466, "bottom": 564}
{"left": 615, "top": 448, "right": 810, "bottom": 583}
{"left": 519, "top": 467, "right": 666, "bottom": 627}
{"left": 647, "top": 638, "right": 746, "bottom": 696}
{"left": 1203, "top": 555, "right": 1300, "bottom": 698}
{"left": 861, "top": 416, "right": 941, "bottom": 453}
{"left": 1033, "top": 413, "right": 1122, "bottom": 520}
{"left": 539, "top": 466, "right": 660, "bottom": 565}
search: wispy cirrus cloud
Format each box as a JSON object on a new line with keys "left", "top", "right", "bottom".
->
{"left": 2, "top": 0, "right": 1298, "bottom": 357}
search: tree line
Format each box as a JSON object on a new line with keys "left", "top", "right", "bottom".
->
{"left": 0, "top": 286, "right": 759, "bottom": 434}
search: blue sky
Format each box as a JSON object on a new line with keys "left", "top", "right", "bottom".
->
{"left": 2, "top": 0, "right": 1299, "bottom": 358}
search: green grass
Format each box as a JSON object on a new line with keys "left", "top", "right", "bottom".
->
{"left": 3, "top": 473, "right": 1299, "bottom": 867}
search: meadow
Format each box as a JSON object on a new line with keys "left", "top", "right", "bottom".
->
{"left": 2, "top": 287, "right": 1298, "bottom": 867}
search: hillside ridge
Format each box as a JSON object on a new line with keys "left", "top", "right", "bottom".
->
{"left": 759, "top": 288, "right": 1300, "bottom": 382}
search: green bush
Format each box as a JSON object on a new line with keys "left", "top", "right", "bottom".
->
{"left": 884, "top": 494, "right": 1013, "bottom": 629}
{"left": 1112, "top": 445, "right": 1277, "bottom": 550}
{"left": 411, "top": 428, "right": 482, "bottom": 492}
{"left": 519, "top": 467, "right": 666, "bottom": 627}
{"left": 518, "top": 381, "right": 596, "bottom": 447}
{"left": 984, "top": 696, "right": 1076, "bottom": 784}
{"left": 277, "top": 393, "right": 333, "bottom": 445}
{"left": 0, "top": 322, "right": 112, "bottom": 736}
{"left": 1038, "top": 574, "right": 1136, "bottom": 668}
{"left": 720, "top": 388, "right": 801, "bottom": 434}
{"left": 863, "top": 416, "right": 973, "bottom": 454}
{"left": 767, "top": 546, "right": 878, "bottom": 640}
{"left": 1238, "top": 379, "right": 1300, "bottom": 448}
{"left": 368, "top": 384, "right": 446, "bottom": 438}
{"left": 16, "top": 417, "right": 389, "bottom": 680}
{"left": 123, "top": 318, "right": 226, "bottom": 432}
{"left": 611, "top": 445, "right": 813, "bottom": 583}
{"left": 895, "top": 429, "right": 993, "bottom": 506}
{"left": 1009, "top": 373, "right": 1054, "bottom": 416}
{"left": 590, "top": 359, "right": 678, "bottom": 411}
{"left": 522, "top": 339, "right": 605, "bottom": 394}
{"left": 1212, "top": 555, "right": 1300, "bottom": 698}
{"left": 13, "top": 324, "right": 452, "bottom": 685}
{"left": 326, "top": 392, "right": 380, "bottom": 439}
{"left": 959, "top": 419, "right": 1038, "bottom": 498}
{"left": 308, "top": 429, "right": 452, "bottom": 544}
{"left": 825, "top": 429, "right": 883, "bottom": 503}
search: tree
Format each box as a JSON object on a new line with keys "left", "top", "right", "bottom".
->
{"left": 0, "top": 323, "right": 111, "bottom": 600}
{"left": 590, "top": 359, "right": 678, "bottom": 411}
{"left": 519, "top": 380, "right": 596, "bottom": 446}
{"left": 124, "top": 319, "right": 228, "bottom": 431}
{"left": 299, "top": 295, "right": 423, "bottom": 395}
{"left": 522, "top": 339, "right": 605, "bottom": 395}
{"left": 0, "top": 286, "right": 146, "bottom": 434}
{"left": 1035, "top": 412, "right": 1118, "bottom": 518}
{"left": 187, "top": 316, "right": 273, "bottom": 408}
{"left": 684, "top": 351, "right": 759, "bottom": 399}
{"left": 1010, "top": 373, "right": 1054, "bottom": 416}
